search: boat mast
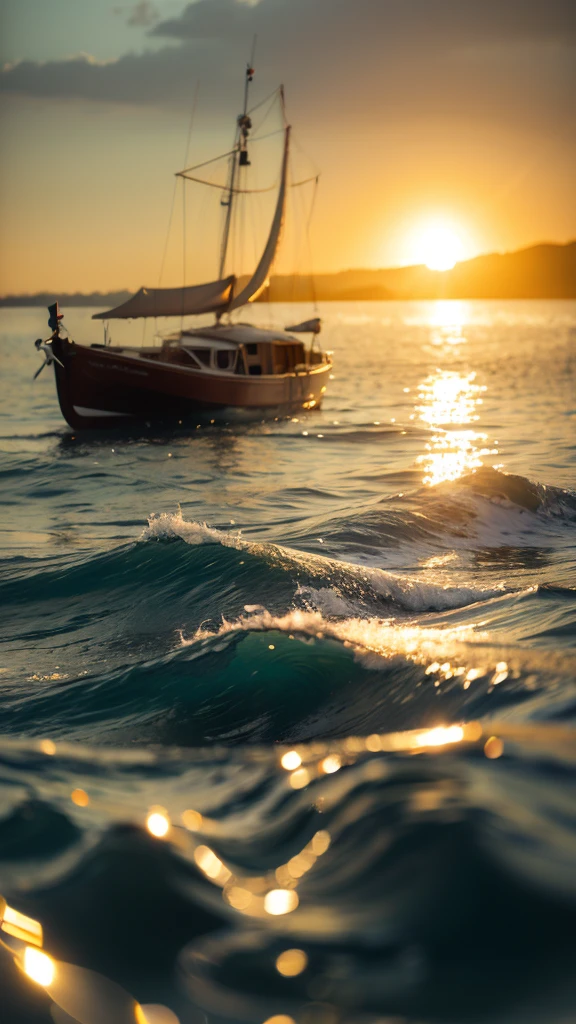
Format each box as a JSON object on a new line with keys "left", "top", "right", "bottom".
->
{"left": 217, "top": 62, "right": 255, "bottom": 284}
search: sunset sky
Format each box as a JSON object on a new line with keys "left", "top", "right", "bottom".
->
{"left": 1, "top": 0, "right": 575, "bottom": 293}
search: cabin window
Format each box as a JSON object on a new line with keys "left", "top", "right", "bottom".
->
{"left": 246, "top": 343, "right": 258, "bottom": 355}
{"left": 189, "top": 349, "right": 211, "bottom": 367}
{"left": 249, "top": 365, "right": 262, "bottom": 376}
{"left": 216, "top": 350, "right": 234, "bottom": 370}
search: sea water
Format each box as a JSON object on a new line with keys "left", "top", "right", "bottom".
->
{"left": 0, "top": 300, "right": 575, "bottom": 1023}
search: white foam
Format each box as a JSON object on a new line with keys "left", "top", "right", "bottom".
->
{"left": 141, "top": 510, "right": 506, "bottom": 613}
{"left": 141, "top": 510, "right": 244, "bottom": 549}
{"left": 296, "top": 585, "right": 358, "bottom": 617}
{"left": 354, "top": 564, "right": 505, "bottom": 611}
{"left": 184, "top": 605, "right": 491, "bottom": 676}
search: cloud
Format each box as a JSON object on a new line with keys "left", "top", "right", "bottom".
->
{"left": 127, "top": 2, "right": 159, "bottom": 28}
{"left": 0, "top": 46, "right": 214, "bottom": 106}
{"left": 0, "top": 0, "right": 574, "bottom": 132}
{"left": 151, "top": 0, "right": 576, "bottom": 44}
{"left": 151, "top": 0, "right": 255, "bottom": 39}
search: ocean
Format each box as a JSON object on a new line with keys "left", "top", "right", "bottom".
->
{"left": 0, "top": 300, "right": 575, "bottom": 1024}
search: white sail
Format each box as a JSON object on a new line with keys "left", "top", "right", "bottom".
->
{"left": 93, "top": 277, "right": 235, "bottom": 321}
{"left": 93, "top": 108, "right": 290, "bottom": 321}
{"left": 227, "top": 126, "right": 291, "bottom": 312}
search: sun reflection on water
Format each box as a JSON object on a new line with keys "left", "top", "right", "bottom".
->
{"left": 415, "top": 370, "right": 497, "bottom": 486}
{"left": 429, "top": 300, "right": 470, "bottom": 347}
{"left": 417, "top": 371, "right": 484, "bottom": 428}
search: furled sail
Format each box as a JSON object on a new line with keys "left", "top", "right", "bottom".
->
{"left": 285, "top": 317, "right": 322, "bottom": 334}
{"left": 227, "top": 126, "right": 291, "bottom": 311}
{"left": 92, "top": 277, "right": 235, "bottom": 320}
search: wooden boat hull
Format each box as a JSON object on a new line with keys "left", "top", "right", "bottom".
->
{"left": 50, "top": 336, "right": 331, "bottom": 430}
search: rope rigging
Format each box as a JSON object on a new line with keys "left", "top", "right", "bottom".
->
{"left": 156, "top": 61, "right": 320, "bottom": 324}
{"left": 175, "top": 171, "right": 319, "bottom": 194}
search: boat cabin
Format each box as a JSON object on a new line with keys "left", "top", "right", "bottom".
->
{"left": 91, "top": 323, "right": 327, "bottom": 378}
{"left": 163, "top": 324, "right": 322, "bottom": 377}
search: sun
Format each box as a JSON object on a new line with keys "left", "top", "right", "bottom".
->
{"left": 415, "top": 222, "right": 465, "bottom": 272}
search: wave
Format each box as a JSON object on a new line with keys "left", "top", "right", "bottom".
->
{"left": 1, "top": 714, "right": 575, "bottom": 1024}
{"left": 3, "top": 573, "right": 569, "bottom": 749}
{"left": 1, "top": 494, "right": 574, "bottom": 748}
{"left": 140, "top": 509, "right": 507, "bottom": 611}
{"left": 142, "top": 511, "right": 245, "bottom": 548}
{"left": 310, "top": 468, "right": 576, "bottom": 564}
{"left": 455, "top": 466, "right": 576, "bottom": 515}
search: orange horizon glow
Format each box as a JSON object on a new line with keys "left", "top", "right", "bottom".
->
{"left": 1, "top": 0, "right": 574, "bottom": 297}
{"left": 0, "top": 94, "right": 572, "bottom": 295}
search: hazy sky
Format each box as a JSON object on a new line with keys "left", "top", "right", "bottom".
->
{"left": 1, "top": 0, "right": 574, "bottom": 292}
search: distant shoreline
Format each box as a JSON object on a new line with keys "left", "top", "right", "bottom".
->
{"left": 2, "top": 241, "right": 574, "bottom": 307}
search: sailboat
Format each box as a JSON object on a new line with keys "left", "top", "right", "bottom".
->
{"left": 34, "top": 66, "right": 332, "bottom": 430}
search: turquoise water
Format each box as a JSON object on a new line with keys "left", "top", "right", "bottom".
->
{"left": 1, "top": 300, "right": 575, "bottom": 1023}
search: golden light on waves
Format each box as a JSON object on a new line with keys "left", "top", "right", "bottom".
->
{"left": 415, "top": 369, "right": 497, "bottom": 486}
{"left": 417, "top": 370, "right": 483, "bottom": 428}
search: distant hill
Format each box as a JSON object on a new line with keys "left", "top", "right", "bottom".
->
{"left": 263, "top": 241, "right": 576, "bottom": 301}
{"left": 0, "top": 291, "right": 132, "bottom": 309}
{"left": 1, "top": 242, "right": 574, "bottom": 307}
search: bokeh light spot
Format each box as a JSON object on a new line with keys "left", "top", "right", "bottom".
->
{"left": 146, "top": 810, "right": 170, "bottom": 838}
{"left": 276, "top": 948, "right": 308, "bottom": 976}
{"left": 484, "top": 736, "right": 504, "bottom": 759}
{"left": 71, "top": 788, "right": 89, "bottom": 807}
{"left": 311, "top": 830, "right": 331, "bottom": 855}
{"left": 281, "top": 750, "right": 302, "bottom": 770}
{"left": 225, "top": 886, "right": 253, "bottom": 911}
{"left": 181, "top": 809, "right": 203, "bottom": 831}
{"left": 23, "top": 947, "right": 55, "bottom": 987}
{"left": 289, "top": 767, "right": 310, "bottom": 789}
{"left": 194, "top": 845, "right": 231, "bottom": 883}
{"left": 264, "top": 889, "right": 299, "bottom": 915}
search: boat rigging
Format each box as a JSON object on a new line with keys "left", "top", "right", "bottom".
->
{"left": 33, "top": 62, "right": 331, "bottom": 430}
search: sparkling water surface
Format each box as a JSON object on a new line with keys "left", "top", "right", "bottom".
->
{"left": 0, "top": 301, "right": 575, "bottom": 1023}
